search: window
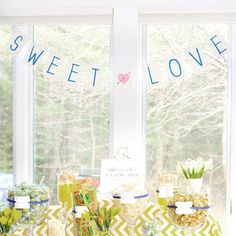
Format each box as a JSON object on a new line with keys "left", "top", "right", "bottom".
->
{"left": 146, "top": 24, "right": 229, "bottom": 230}
{"left": 33, "top": 25, "right": 110, "bottom": 202}
{"left": 0, "top": 25, "right": 13, "bottom": 201}
{"left": 0, "top": 5, "right": 235, "bottom": 234}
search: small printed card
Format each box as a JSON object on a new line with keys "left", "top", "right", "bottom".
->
{"left": 14, "top": 196, "right": 30, "bottom": 209}
{"left": 176, "top": 201, "right": 195, "bottom": 215}
{"left": 99, "top": 159, "right": 145, "bottom": 193}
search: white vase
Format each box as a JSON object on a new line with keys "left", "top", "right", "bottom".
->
{"left": 187, "top": 178, "right": 203, "bottom": 193}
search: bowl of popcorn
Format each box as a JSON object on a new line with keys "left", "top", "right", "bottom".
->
{"left": 167, "top": 188, "right": 210, "bottom": 231}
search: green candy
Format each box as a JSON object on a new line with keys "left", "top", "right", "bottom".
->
{"left": 7, "top": 183, "right": 49, "bottom": 226}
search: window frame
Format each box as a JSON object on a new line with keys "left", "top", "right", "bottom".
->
{"left": 228, "top": 24, "right": 236, "bottom": 236}
{"left": 142, "top": 20, "right": 235, "bottom": 235}
{"left": 0, "top": 5, "right": 236, "bottom": 235}
{"left": 13, "top": 25, "right": 34, "bottom": 185}
{"left": 10, "top": 17, "right": 113, "bottom": 185}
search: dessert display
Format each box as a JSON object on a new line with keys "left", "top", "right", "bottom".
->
{"left": 2, "top": 160, "right": 220, "bottom": 235}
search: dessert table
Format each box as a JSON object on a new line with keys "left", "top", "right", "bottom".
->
{"left": 13, "top": 201, "right": 222, "bottom": 236}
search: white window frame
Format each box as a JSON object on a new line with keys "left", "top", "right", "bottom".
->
{"left": 10, "top": 17, "right": 113, "bottom": 185}
{"left": 13, "top": 25, "right": 34, "bottom": 185}
{"left": 229, "top": 24, "right": 236, "bottom": 236}
{"left": 140, "top": 15, "right": 236, "bottom": 235}
{"left": 111, "top": 7, "right": 145, "bottom": 171}
{"left": 0, "top": 2, "right": 236, "bottom": 235}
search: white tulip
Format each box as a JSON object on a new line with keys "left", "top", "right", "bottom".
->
{"left": 176, "top": 158, "right": 213, "bottom": 179}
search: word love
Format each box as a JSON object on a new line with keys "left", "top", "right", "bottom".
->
{"left": 9, "top": 34, "right": 99, "bottom": 86}
{"left": 147, "top": 34, "right": 227, "bottom": 84}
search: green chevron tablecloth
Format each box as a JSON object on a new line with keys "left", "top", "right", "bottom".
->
{"left": 13, "top": 201, "right": 222, "bottom": 236}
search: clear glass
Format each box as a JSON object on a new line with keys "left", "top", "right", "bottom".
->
{"left": 33, "top": 25, "right": 110, "bottom": 204}
{"left": 156, "top": 172, "right": 177, "bottom": 210}
{"left": 8, "top": 183, "right": 49, "bottom": 235}
{"left": 113, "top": 195, "right": 148, "bottom": 236}
{"left": 146, "top": 24, "right": 228, "bottom": 231}
{"left": 0, "top": 25, "right": 13, "bottom": 201}
{"left": 167, "top": 186, "right": 210, "bottom": 234}
{"left": 57, "top": 169, "right": 78, "bottom": 208}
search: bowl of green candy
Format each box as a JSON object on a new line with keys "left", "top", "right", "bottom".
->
{"left": 7, "top": 183, "right": 49, "bottom": 234}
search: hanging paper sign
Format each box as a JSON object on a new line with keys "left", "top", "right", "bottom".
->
{"left": 209, "top": 31, "right": 229, "bottom": 58}
{"left": 1, "top": 26, "right": 229, "bottom": 88}
{"left": 99, "top": 159, "right": 145, "bottom": 193}
{"left": 117, "top": 73, "right": 130, "bottom": 84}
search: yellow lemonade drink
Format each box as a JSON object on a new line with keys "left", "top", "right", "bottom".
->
{"left": 58, "top": 171, "right": 77, "bottom": 207}
{"left": 58, "top": 182, "right": 74, "bottom": 208}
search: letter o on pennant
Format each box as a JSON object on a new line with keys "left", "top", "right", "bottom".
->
{"left": 168, "top": 58, "right": 182, "bottom": 78}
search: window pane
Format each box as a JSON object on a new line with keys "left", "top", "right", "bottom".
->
{"left": 33, "top": 25, "right": 110, "bottom": 203}
{"left": 0, "top": 26, "right": 13, "bottom": 201}
{"left": 146, "top": 24, "right": 228, "bottom": 230}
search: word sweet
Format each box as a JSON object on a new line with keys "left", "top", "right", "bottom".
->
{"left": 9, "top": 34, "right": 99, "bottom": 87}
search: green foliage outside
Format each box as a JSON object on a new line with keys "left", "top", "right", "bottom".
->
{"left": 0, "top": 26, "right": 13, "bottom": 175}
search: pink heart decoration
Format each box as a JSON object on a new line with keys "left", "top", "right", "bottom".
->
{"left": 118, "top": 73, "right": 130, "bottom": 84}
